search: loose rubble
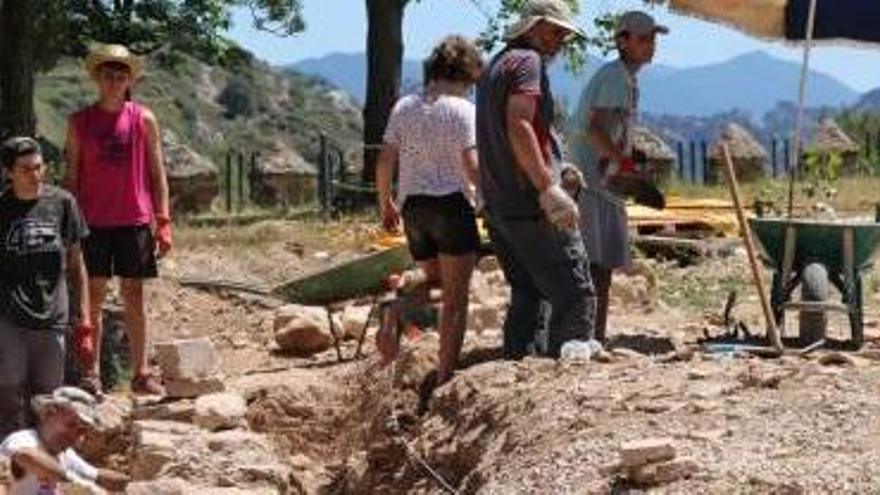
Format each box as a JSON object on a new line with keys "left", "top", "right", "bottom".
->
{"left": 47, "top": 219, "right": 880, "bottom": 494}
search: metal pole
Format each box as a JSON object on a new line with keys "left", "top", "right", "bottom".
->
{"left": 689, "top": 141, "right": 696, "bottom": 182}
{"left": 772, "top": 139, "right": 778, "bottom": 178}
{"left": 225, "top": 151, "right": 232, "bottom": 213}
{"left": 786, "top": 0, "right": 819, "bottom": 217}
{"left": 784, "top": 139, "right": 791, "bottom": 173}
{"left": 249, "top": 151, "right": 258, "bottom": 205}
{"left": 677, "top": 141, "right": 685, "bottom": 178}
{"left": 237, "top": 151, "right": 245, "bottom": 211}
{"left": 319, "top": 134, "right": 328, "bottom": 215}
{"left": 701, "top": 140, "right": 709, "bottom": 184}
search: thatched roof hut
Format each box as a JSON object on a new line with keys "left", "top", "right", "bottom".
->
{"left": 810, "top": 118, "right": 861, "bottom": 175}
{"left": 811, "top": 119, "right": 859, "bottom": 154}
{"left": 710, "top": 123, "right": 767, "bottom": 182}
{"left": 632, "top": 126, "right": 676, "bottom": 182}
{"left": 162, "top": 131, "right": 219, "bottom": 213}
{"left": 250, "top": 141, "right": 317, "bottom": 207}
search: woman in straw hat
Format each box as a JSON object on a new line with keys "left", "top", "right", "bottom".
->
{"left": 63, "top": 44, "right": 170, "bottom": 396}
{"left": 0, "top": 387, "right": 129, "bottom": 494}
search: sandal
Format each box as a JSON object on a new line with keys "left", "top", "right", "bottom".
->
{"left": 131, "top": 372, "right": 165, "bottom": 396}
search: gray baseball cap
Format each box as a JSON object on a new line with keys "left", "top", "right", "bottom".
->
{"left": 32, "top": 387, "right": 99, "bottom": 428}
{"left": 615, "top": 11, "right": 670, "bottom": 37}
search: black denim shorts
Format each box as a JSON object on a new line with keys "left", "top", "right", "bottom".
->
{"left": 402, "top": 192, "right": 479, "bottom": 261}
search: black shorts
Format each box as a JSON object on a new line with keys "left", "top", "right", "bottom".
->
{"left": 402, "top": 192, "right": 479, "bottom": 261}
{"left": 83, "top": 225, "right": 158, "bottom": 279}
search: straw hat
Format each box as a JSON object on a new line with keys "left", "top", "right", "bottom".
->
{"left": 503, "top": 0, "right": 586, "bottom": 41}
{"left": 32, "top": 387, "right": 100, "bottom": 428}
{"left": 85, "top": 43, "right": 143, "bottom": 81}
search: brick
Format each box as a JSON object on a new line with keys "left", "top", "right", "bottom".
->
{"left": 155, "top": 338, "right": 219, "bottom": 381}
{"left": 628, "top": 457, "right": 699, "bottom": 486}
{"left": 164, "top": 376, "right": 225, "bottom": 399}
{"left": 619, "top": 437, "right": 676, "bottom": 468}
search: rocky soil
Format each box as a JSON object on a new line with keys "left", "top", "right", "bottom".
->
{"left": 15, "top": 219, "right": 880, "bottom": 494}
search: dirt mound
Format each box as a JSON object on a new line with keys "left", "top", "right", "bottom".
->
{"left": 354, "top": 348, "right": 880, "bottom": 494}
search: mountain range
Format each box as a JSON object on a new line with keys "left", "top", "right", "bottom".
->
{"left": 291, "top": 50, "right": 862, "bottom": 119}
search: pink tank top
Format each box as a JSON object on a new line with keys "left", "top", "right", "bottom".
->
{"left": 71, "top": 101, "right": 154, "bottom": 227}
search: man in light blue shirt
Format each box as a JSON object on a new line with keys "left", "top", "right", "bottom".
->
{"left": 570, "top": 11, "right": 668, "bottom": 342}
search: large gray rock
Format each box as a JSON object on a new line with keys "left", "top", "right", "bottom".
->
{"left": 273, "top": 304, "right": 334, "bottom": 356}
{"left": 194, "top": 392, "right": 247, "bottom": 431}
{"left": 340, "top": 305, "right": 372, "bottom": 341}
{"left": 130, "top": 420, "right": 289, "bottom": 493}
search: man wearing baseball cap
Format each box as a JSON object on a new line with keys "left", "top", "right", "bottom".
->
{"left": 476, "top": 0, "right": 596, "bottom": 360}
{"left": 570, "top": 11, "right": 668, "bottom": 343}
{"left": 0, "top": 387, "right": 129, "bottom": 494}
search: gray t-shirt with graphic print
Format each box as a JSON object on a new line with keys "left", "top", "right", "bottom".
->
{"left": 0, "top": 185, "right": 89, "bottom": 330}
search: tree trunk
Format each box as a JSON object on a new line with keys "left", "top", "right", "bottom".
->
{"left": 362, "top": 0, "right": 406, "bottom": 184}
{"left": 0, "top": 0, "right": 37, "bottom": 137}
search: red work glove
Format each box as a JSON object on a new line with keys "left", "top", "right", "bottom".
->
{"left": 617, "top": 157, "right": 638, "bottom": 175}
{"left": 601, "top": 157, "right": 641, "bottom": 188}
{"left": 73, "top": 322, "right": 96, "bottom": 371}
{"left": 155, "top": 214, "right": 173, "bottom": 256}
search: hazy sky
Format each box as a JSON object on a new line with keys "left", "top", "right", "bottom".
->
{"left": 226, "top": 0, "right": 880, "bottom": 92}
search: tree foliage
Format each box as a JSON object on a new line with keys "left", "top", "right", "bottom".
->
{"left": 34, "top": 1, "right": 304, "bottom": 68}
{"left": 478, "top": 0, "right": 619, "bottom": 71}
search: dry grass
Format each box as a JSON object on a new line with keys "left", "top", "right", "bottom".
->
{"left": 176, "top": 212, "right": 384, "bottom": 251}
{"left": 665, "top": 176, "right": 880, "bottom": 214}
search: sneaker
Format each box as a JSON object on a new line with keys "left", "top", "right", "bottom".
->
{"left": 131, "top": 373, "right": 165, "bottom": 396}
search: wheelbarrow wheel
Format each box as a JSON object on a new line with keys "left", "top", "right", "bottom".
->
{"left": 799, "top": 263, "right": 829, "bottom": 345}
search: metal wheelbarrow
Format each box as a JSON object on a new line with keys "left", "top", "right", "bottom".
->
{"left": 749, "top": 217, "right": 880, "bottom": 348}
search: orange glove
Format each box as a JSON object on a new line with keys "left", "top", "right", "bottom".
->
{"left": 73, "top": 323, "right": 96, "bottom": 371}
{"left": 155, "top": 214, "right": 173, "bottom": 255}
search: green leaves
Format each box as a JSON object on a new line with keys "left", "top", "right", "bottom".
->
{"left": 31, "top": 0, "right": 305, "bottom": 70}
{"left": 476, "top": 0, "right": 618, "bottom": 72}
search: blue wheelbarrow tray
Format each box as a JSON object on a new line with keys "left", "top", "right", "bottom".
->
{"left": 748, "top": 217, "right": 880, "bottom": 347}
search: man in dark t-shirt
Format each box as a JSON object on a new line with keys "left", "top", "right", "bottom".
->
{"left": 0, "top": 137, "right": 91, "bottom": 438}
{"left": 477, "top": 0, "right": 596, "bottom": 359}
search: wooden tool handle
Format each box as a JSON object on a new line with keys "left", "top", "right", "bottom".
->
{"left": 721, "top": 144, "right": 783, "bottom": 352}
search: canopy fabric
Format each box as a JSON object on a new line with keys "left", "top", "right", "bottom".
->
{"left": 669, "top": 0, "right": 880, "bottom": 43}
{"left": 787, "top": 0, "right": 880, "bottom": 43}
{"left": 670, "top": 0, "right": 785, "bottom": 39}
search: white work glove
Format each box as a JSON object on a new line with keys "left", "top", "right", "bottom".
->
{"left": 539, "top": 184, "right": 579, "bottom": 231}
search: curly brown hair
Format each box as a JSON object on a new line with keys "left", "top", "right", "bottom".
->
{"left": 423, "top": 35, "right": 484, "bottom": 85}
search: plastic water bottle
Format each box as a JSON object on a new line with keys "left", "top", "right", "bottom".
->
{"left": 561, "top": 339, "right": 602, "bottom": 362}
